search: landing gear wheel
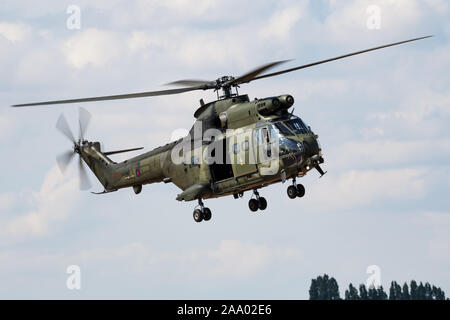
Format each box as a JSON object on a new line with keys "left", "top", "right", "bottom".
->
{"left": 287, "top": 185, "right": 298, "bottom": 199}
{"left": 258, "top": 197, "right": 267, "bottom": 210}
{"left": 193, "top": 209, "right": 203, "bottom": 223}
{"left": 249, "top": 199, "right": 259, "bottom": 212}
{"left": 203, "top": 208, "right": 212, "bottom": 221}
{"left": 296, "top": 184, "right": 305, "bottom": 198}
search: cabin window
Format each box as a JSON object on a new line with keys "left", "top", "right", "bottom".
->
{"left": 232, "top": 143, "right": 240, "bottom": 154}
{"left": 241, "top": 140, "right": 249, "bottom": 151}
{"left": 190, "top": 155, "right": 200, "bottom": 165}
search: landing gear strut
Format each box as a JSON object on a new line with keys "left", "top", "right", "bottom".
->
{"left": 193, "top": 198, "right": 212, "bottom": 223}
{"left": 248, "top": 189, "right": 267, "bottom": 212}
{"left": 287, "top": 177, "right": 305, "bottom": 199}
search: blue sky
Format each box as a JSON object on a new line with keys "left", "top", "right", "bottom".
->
{"left": 0, "top": 0, "right": 449, "bottom": 299}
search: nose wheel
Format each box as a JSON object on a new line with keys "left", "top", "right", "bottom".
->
{"left": 248, "top": 189, "right": 267, "bottom": 212}
{"left": 193, "top": 199, "right": 212, "bottom": 223}
{"left": 287, "top": 178, "right": 305, "bottom": 199}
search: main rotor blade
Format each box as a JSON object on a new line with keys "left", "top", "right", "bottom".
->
{"left": 56, "top": 114, "right": 75, "bottom": 143}
{"left": 56, "top": 150, "right": 75, "bottom": 174}
{"left": 78, "top": 156, "right": 91, "bottom": 190}
{"left": 12, "top": 86, "right": 207, "bottom": 107}
{"left": 229, "top": 60, "right": 290, "bottom": 85}
{"left": 78, "top": 107, "right": 91, "bottom": 141}
{"left": 250, "top": 36, "right": 433, "bottom": 82}
{"left": 165, "top": 79, "right": 214, "bottom": 87}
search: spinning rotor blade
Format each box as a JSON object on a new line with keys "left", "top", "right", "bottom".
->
{"left": 11, "top": 35, "right": 432, "bottom": 108}
{"left": 250, "top": 36, "right": 433, "bottom": 82}
{"left": 78, "top": 107, "right": 91, "bottom": 141}
{"left": 168, "top": 60, "right": 289, "bottom": 88}
{"left": 166, "top": 79, "right": 214, "bottom": 87}
{"left": 56, "top": 150, "right": 75, "bottom": 174}
{"left": 56, "top": 114, "right": 75, "bottom": 143}
{"left": 12, "top": 86, "right": 207, "bottom": 107}
{"left": 78, "top": 156, "right": 92, "bottom": 190}
{"left": 228, "top": 60, "right": 290, "bottom": 85}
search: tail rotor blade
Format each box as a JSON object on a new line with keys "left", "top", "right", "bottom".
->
{"left": 78, "top": 156, "right": 92, "bottom": 190}
{"left": 56, "top": 114, "right": 75, "bottom": 143}
{"left": 78, "top": 107, "right": 91, "bottom": 141}
{"left": 56, "top": 150, "right": 75, "bottom": 174}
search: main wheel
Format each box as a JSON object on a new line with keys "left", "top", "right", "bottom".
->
{"left": 258, "top": 197, "right": 267, "bottom": 210}
{"left": 287, "top": 185, "right": 298, "bottom": 199}
{"left": 193, "top": 209, "right": 203, "bottom": 222}
{"left": 249, "top": 199, "right": 259, "bottom": 212}
{"left": 203, "top": 208, "right": 212, "bottom": 221}
{"left": 296, "top": 184, "right": 305, "bottom": 197}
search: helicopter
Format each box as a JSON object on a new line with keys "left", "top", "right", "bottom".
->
{"left": 13, "top": 35, "right": 432, "bottom": 222}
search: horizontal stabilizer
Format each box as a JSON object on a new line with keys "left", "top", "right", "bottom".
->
{"left": 91, "top": 189, "right": 118, "bottom": 195}
{"left": 103, "top": 147, "right": 144, "bottom": 156}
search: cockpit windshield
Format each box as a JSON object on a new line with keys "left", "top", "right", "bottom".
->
{"left": 274, "top": 122, "right": 292, "bottom": 136}
{"left": 283, "top": 118, "right": 310, "bottom": 134}
{"left": 268, "top": 123, "right": 304, "bottom": 155}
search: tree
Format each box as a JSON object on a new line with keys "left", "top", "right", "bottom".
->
{"left": 309, "top": 274, "right": 341, "bottom": 300}
{"left": 424, "top": 283, "right": 432, "bottom": 300}
{"left": 309, "top": 276, "right": 446, "bottom": 301}
{"left": 417, "top": 282, "right": 425, "bottom": 300}
{"left": 345, "top": 283, "right": 359, "bottom": 300}
{"left": 309, "top": 279, "right": 319, "bottom": 300}
{"left": 328, "top": 277, "right": 341, "bottom": 300}
{"left": 359, "top": 284, "right": 368, "bottom": 300}
{"left": 431, "top": 285, "right": 446, "bottom": 300}
{"left": 377, "top": 286, "right": 388, "bottom": 300}
{"left": 389, "top": 281, "right": 396, "bottom": 300}
{"left": 410, "top": 280, "right": 418, "bottom": 300}
{"left": 402, "top": 283, "right": 410, "bottom": 300}
{"left": 368, "top": 286, "right": 378, "bottom": 300}
{"left": 389, "top": 281, "right": 402, "bottom": 300}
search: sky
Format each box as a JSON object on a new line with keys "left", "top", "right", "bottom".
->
{"left": 0, "top": 0, "right": 449, "bottom": 299}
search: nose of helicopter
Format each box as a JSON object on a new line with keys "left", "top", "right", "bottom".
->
{"left": 302, "top": 136, "right": 320, "bottom": 158}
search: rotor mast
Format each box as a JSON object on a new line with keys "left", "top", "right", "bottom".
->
{"left": 216, "top": 76, "right": 239, "bottom": 99}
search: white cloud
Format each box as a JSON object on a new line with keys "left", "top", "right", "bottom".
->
{"left": 330, "top": 139, "right": 450, "bottom": 169}
{"left": 261, "top": 5, "right": 304, "bottom": 40}
{"left": 0, "top": 193, "right": 15, "bottom": 211}
{"left": 415, "top": 211, "right": 450, "bottom": 263}
{"left": 0, "top": 22, "right": 30, "bottom": 42}
{"left": 207, "top": 240, "right": 300, "bottom": 278}
{"left": 62, "top": 28, "right": 123, "bottom": 69}
{"left": 303, "top": 168, "right": 427, "bottom": 211}
{"left": 0, "top": 166, "right": 79, "bottom": 240}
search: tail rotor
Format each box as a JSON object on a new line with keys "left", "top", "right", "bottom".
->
{"left": 55, "top": 107, "right": 92, "bottom": 190}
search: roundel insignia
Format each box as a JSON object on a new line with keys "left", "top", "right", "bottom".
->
{"left": 136, "top": 169, "right": 141, "bottom": 177}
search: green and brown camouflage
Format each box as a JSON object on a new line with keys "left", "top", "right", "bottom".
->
{"left": 78, "top": 93, "right": 323, "bottom": 201}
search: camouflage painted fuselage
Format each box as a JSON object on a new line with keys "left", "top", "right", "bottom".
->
{"left": 79, "top": 94, "right": 323, "bottom": 201}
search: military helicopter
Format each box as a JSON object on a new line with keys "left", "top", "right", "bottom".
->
{"left": 13, "top": 36, "right": 431, "bottom": 222}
